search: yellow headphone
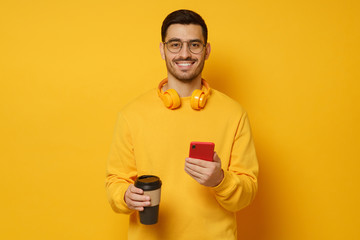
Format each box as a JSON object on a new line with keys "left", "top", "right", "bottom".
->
{"left": 157, "top": 78, "right": 211, "bottom": 110}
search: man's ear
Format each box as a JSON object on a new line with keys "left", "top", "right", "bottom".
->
{"left": 205, "top": 42, "right": 211, "bottom": 60}
{"left": 160, "top": 42, "right": 165, "bottom": 60}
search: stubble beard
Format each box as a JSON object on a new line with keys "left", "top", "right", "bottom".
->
{"left": 165, "top": 55, "right": 206, "bottom": 83}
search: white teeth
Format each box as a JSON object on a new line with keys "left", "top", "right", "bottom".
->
{"left": 177, "top": 63, "right": 192, "bottom": 66}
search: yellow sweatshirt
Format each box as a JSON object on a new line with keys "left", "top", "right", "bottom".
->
{"left": 106, "top": 87, "right": 258, "bottom": 240}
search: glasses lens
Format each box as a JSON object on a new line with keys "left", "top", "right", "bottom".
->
{"left": 167, "top": 40, "right": 182, "bottom": 53}
{"left": 189, "top": 41, "right": 204, "bottom": 54}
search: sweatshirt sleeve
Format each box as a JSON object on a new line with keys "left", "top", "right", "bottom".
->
{"left": 105, "top": 113, "right": 136, "bottom": 214}
{"left": 212, "top": 112, "right": 259, "bottom": 212}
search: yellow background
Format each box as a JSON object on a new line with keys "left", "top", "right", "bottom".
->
{"left": 1, "top": 0, "right": 359, "bottom": 239}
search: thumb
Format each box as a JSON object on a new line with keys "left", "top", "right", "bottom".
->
{"left": 213, "top": 152, "right": 221, "bottom": 163}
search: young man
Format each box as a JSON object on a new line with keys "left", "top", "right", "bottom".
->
{"left": 106, "top": 9, "right": 258, "bottom": 240}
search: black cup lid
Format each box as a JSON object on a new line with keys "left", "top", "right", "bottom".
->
{"left": 135, "top": 175, "right": 162, "bottom": 191}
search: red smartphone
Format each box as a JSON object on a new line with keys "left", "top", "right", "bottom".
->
{"left": 189, "top": 142, "right": 215, "bottom": 161}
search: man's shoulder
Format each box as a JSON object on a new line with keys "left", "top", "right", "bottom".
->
{"left": 119, "top": 88, "right": 160, "bottom": 114}
{"left": 210, "top": 89, "right": 245, "bottom": 113}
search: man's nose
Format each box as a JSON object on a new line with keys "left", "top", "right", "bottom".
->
{"left": 178, "top": 42, "right": 192, "bottom": 58}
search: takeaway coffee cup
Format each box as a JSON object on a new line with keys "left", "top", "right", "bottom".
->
{"left": 134, "top": 175, "right": 162, "bottom": 225}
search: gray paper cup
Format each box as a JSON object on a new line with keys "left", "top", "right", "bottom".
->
{"left": 134, "top": 175, "right": 162, "bottom": 225}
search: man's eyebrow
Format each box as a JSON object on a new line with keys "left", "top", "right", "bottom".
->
{"left": 166, "top": 38, "right": 181, "bottom": 42}
{"left": 189, "top": 39, "right": 203, "bottom": 42}
{"left": 166, "top": 38, "right": 203, "bottom": 42}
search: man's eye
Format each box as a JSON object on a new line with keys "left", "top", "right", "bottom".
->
{"left": 191, "top": 43, "right": 200, "bottom": 48}
{"left": 170, "top": 42, "right": 181, "bottom": 48}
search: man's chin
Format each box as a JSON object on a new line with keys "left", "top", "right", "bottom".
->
{"left": 170, "top": 71, "right": 201, "bottom": 83}
{"left": 171, "top": 74, "right": 199, "bottom": 83}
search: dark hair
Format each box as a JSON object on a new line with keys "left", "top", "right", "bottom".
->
{"left": 161, "top": 9, "right": 208, "bottom": 43}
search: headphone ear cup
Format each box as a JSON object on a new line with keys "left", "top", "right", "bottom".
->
{"left": 164, "top": 89, "right": 181, "bottom": 109}
{"left": 191, "top": 89, "right": 206, "bottom": 110}
{"left": 198, "top": 92, "right": 207, "bottom": 108}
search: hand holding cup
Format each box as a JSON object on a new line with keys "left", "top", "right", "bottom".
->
{"left": 124, "top": 184, "right": 151, "bottom": 211}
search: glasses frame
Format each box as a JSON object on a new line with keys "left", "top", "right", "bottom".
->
{"left": 163, "top": 40, "right": 206, "bottom": 54}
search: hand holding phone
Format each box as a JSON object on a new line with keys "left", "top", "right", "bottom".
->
{"left": 186, "top": 142, "right": 224, "bottom": 187}
{"left": 189, "top": 141, "right": 215, "bottom": 161}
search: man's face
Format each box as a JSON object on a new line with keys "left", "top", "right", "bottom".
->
{"left": 160, "top": 24, "right": 211, "bottom": 83}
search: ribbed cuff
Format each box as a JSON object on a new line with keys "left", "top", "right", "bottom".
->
{"left": 113, "top": 184, "right": 135, "bottom": 214}
{"left": 211, "top": 171, "right": 236, "bottom": 196}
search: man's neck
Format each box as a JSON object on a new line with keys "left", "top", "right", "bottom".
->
{"left": 165, "top": 75, "right": 202, "bottom": 97}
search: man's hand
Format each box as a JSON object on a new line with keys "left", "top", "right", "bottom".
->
{"left": 184, "top": 152, "right": 224, "bottom": 187}
{"left": 124, "top": 184, "right": 151, "bottom": 211}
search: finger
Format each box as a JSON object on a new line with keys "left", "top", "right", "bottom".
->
{"left": 128, "top": 192, "right": 150, "bottom": 202}
{"left": 129, "top": 185, "right": 144, "bottom": 194}
{"left": 133, "top": 206, "right": 145, "bottom": 211}
{"left": 186, "top": 157, "right": 210, "bottom": 168}
{"left": 185, "top": 161, "right": 207, "bottom": 175}
{"left": 128, "top": 203, "right": 147, "bottom": 212}
{"left": 213, "top": 152, "right": 221, "bottom": 163}
{"left": 186, "top": 158, "right": 219, "bottom": 174}
{"left": 128, "top": 198, "right": 151, "bottom": 207}
{"left": 126, "top": 185, "right": 150, "bottom": 202}
{"left": 125, "top": 194, "right": 150, "bottom": 211}
{"left": 185, "top": 167, "right": 204, "bottom": 181}
{"left": 184, "top": 167, "right": 204, "bottom": 184}
{"left": 129, "top": 185, "right": 151, "bottom": 201}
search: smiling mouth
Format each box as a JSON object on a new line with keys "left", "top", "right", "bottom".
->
{"left": 175, "top": 61, "right": 195, "bottom": 68}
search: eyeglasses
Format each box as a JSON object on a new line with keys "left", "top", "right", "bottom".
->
{"left": 163, "top": 40, "right": 206, "bottom": 54}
